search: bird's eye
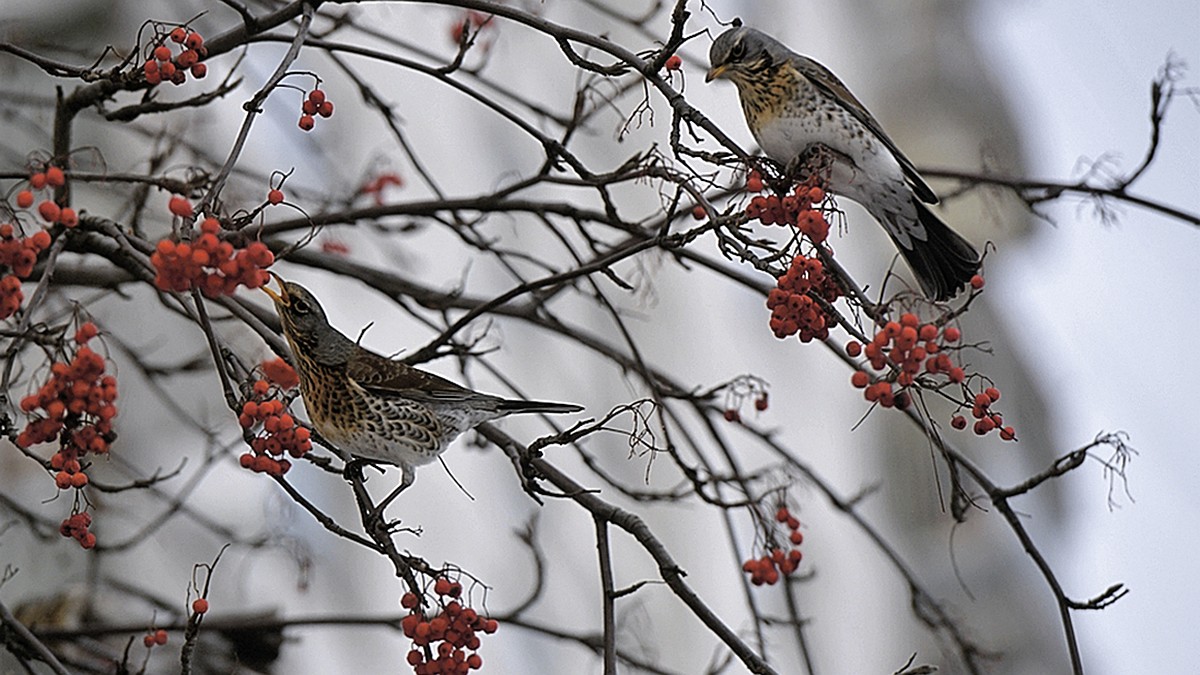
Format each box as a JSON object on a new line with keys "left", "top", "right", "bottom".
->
{"left": 291, "top": 298, "right": 311, "bottom": 315}
{"left": 729, "top": 41, "right": 746, "bottom": 61}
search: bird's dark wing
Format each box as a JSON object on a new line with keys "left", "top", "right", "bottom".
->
{"left": 347, "top": 349, "right": 488, "bottom": 405}
{"left": 789, "top": 54, "right": 939, "bottom": 204}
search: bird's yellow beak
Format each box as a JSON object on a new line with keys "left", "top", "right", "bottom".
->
{"left": 262, "top": 271, "right": 288, "bottom": 306}
{"left": 705, "top": 64, "right": 729, "bottom": 82}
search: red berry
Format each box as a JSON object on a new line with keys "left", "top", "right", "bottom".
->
{"left": 185, "top": 32, "right": 204, "bottom": 50}
{"left": 723, "top": 408, "right": 740, "bottom": 423}
{"left": 144, "top": 634, "right": 156, "bottom": 648}
{"left": 850, "top": 371, "right": 869, "bottom": 389}
{"left": 970, "top": 274, "right": 985, "bottom": 289}
{"left": 789, "top": 530, "right": 803, "bottom": 545}
{"left": 153, "top": 45, "right": 172, "bottom": 62}
{"left": 192, "top": 598, "right": 209, "bottom": 614}
{"left": 176, "top": 49, "right": 198, "bottom": 68}
{"left": 984, "top": 387, "right": 1001, "bottom": 402}
{"left": 775, "top": 507, "right": 789, "bottom": 523}
{"left": 943, "top": 326, "right": 961, "bottom": 342}
{"left": 298, "top": 115, "right": 315, "bottom": 131}
{"left": 401, "top": 592, "right": 419, "bottom": 609}
{"left": 950, "top": 415, "right": 967, "bottom": 430}
{"left": 190, "top": 62, "right": 207, "bottom": 78}
{"left": 664, "top": 54, "right": 682, "bottom": 71}
{"left": 267, "top": 189, "right": 284, "bottom": 205}
{"left": 845, "top": 340, "right": 862, "bottom": 357}
{"left": 58, "top": 207, "right": 78, "bottom": 227}
{"left": 308, "top": 89, "right": 326, "bottom": 104}
{"left": 170, "top": 27, "right": 188, "bottom": 43}
{"left": 29, "top": 173, "right": 47, "bottom": 189}
{"left": 1000, "top": 426, "right": 1016, "bottom": 441}
{"left": 37, "top": 200, "right": 60, "bottom": 222}
{"left": 154, "top": 629, "right": 168, "bottom": 645}
{"left": 317, "top": 101, "right": 334, "bottom": 117}
{"left": 434, "top": 577, "right": 452, "bottom": 596}
{"left": 691, "top": 205, "right": 706, "bottom": 220}
{"left": 16, "top": 190, "right": 34, "bottom": 208}
{"left": 168, "top": 195, "right": 194, "bottom": 218}
{"left": 746, "top": 172, "right": 764, "bottom": 193}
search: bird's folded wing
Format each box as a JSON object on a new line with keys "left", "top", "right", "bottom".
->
{"left": 791, "top": 55, "right": 939, "bottom": 205}
{"left": 347, "top": 351, "right": 481, "bottom": 403}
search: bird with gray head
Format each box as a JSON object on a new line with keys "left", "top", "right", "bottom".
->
{"left": 707, "top": 25, "right": 980, "bottom": 300}
{"left": 262, "top": 273, "right": 582, "bottom": 507}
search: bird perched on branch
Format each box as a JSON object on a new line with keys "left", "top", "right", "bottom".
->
{"left": 262, "top": 273, "right": 582, "bottom": 501}
{"left": 707, "top": 25, "right": 980, "bottom": 300}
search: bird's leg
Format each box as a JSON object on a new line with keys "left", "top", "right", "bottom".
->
{"left": 366, "top": 463, "right": 414, "bottom": 525}
{"left": 343, "top": 457, "right": 366, "bottom": 482}
{"left": 343, "top": 457, "right": 390, "bottom": 483}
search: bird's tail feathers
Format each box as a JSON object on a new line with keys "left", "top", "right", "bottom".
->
{"left": 497, "top": 399, "right": 584, "bottom": 415}
{"left": 895, "top": 201, "right": 981, "bottom": 301}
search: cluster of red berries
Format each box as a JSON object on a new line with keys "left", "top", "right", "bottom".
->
{"left": 143, "top": 26, "right": 207, "bottom": 85}
{"left": 847, "top": 313, "right": 961, "bottom": 410}
{"left": 449, "top": 10, "right": 496, "bottom": 46}
{"left": 950, "top": 386, "right": 1016, "bottom": 440}
{"left": 721, "top": 374, "right": 769, "bottom": 423}
{"left": 15, "top": 166, "right": 77, "bottom": 227}
{"left": 151, "top": 215, "right": 274, "bottom": 295}
{"left": 59, "top": 511, "right": 97, "bottom": 550}
{"left": 766, "top": 254, "right": 842, "bottom": 342}
{"left": 18, "top": 323, "right": 118, "bottom": 494}
{"left": 238, "top": 360, "right": 310, "bottom": 477}
{"left": 745, "top": 176, "right": 830, "bottom": 244}
{"left": 0, "top": 223, "right": 52, "bottom": 319}
{"left": 401, "top": 577, "right": 496, "bottom": 674}
{"left": 298, "top": 89, "right": 334, "bottom": 131}
{"left": 359, "top": 172, "right": 404, "bottom": 206}
{"left": 142, "top": 629, "right": 169, "bottom": 648}
{"left": 743, "top": 506, "right": 804, "bottom": 586}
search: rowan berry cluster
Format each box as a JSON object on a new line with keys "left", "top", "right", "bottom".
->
{"left": 848, "top": 314, "right": 955, "bottom": 410}
{"left": 846, "top": 313, "right": 1016, "bottom": 439}
{"left": 951, "top": 386, "right": 1016, "bottom": 440}
{"left": 18, "top": 322, "right": 118, "bottom": 493}
{"left": 359, "top": 172, "right": 404, "bottom": 206}
{"left": 766, "top": 254, "right": 842, "bottom": 343}
{"left": 143, "top": 629, "right": 169, "bottom": 648}
{"left": 400, "top": 577, "right": 495, "bottom": 674}
{"left": 745, "top": 175, "right": 830, "bottom": 244}
{"left": 59, "top": 511, "right": 97, "bottom": 550}
{"left": 0, "top": 223, "right": 52, "bottom": 319}
{"left": 143, "top": 26, "right": 207, "bottom": 85}
{"left": 298, "top": 89, "right": 334, "bottom": 131}
{"left": 742, "top": 506, "right": 804, "bottom": 586}
{"left": 151, "top": 215, "right": 274, "bottom": 295}
{"left": 238, "top": 361, "right": 310, "bottom": 476}
{"left": 15, "top": 166, "right": 77, "bottom": 227}
{"left": 721, "top": 374, "right": 769, "bottom": 423}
